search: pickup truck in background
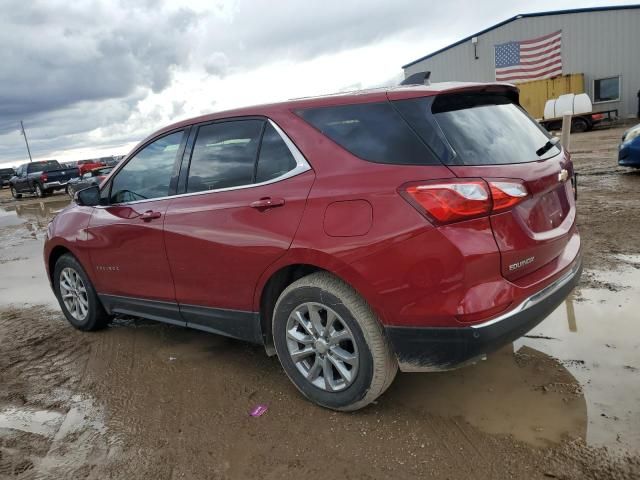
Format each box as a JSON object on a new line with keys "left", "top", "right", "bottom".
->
{"left": 9, "top": 160, "right": 80, "bottom": 199}
{"left": 0, "top": 168, "right": 15, "bottom": 188}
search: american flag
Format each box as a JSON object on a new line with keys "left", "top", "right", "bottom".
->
{"left": 494, "top": 30, "right": 562, "bottom": 83}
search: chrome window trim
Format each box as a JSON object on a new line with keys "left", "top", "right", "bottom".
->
{"left": 98, "top": 119, "right": 311, "bottom": 208}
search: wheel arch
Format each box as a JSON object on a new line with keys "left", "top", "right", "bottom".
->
{"left": 255, "top": 251, "right": 384, "bottom": 356}
{"left": 47, "top": 245, "right": 73, "bottom": 285}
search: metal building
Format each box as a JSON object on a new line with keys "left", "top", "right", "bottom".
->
{"left": 403, "top": 5, "right": 640, "bottom": 119}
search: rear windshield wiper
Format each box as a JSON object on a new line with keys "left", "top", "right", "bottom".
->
{"left": 536, "top": 136, "right": 560, "bottom": 157}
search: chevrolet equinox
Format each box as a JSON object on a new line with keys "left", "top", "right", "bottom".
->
{"left": 44, "top": 82, "right": 582, "bottom": 410}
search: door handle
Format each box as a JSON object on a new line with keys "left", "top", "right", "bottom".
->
{"left": 250, "top": 197, "right": 285, "bottom": 210}
{"left": 140, "top": 210, "right": 162, "bottom": 221}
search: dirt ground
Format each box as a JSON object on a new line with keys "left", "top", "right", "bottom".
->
{"left": 1, "top": 125, "right": 639, "bottom": 479}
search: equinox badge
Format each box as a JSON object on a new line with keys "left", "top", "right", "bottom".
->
{"left": 509, "top": 256, "right": 535, "bottom": 271}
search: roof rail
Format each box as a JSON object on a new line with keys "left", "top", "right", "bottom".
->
{"left": 400, "top": 71, "right": 431, "bottom": 86}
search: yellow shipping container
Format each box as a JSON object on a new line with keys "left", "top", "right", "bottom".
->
{"left": 518, "top": 73, "right": 585, "bottom": 119}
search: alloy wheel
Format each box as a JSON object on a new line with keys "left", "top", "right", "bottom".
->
{"left": 285, "top": 302, "right": 359, "bottom": 392}
{"left": 59, "top": 267, "right": 89, "bottom": 321}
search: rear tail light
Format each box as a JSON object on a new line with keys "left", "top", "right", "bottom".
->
{"left": 591, "top": 113, "right": 604, "bottom": 121}
{"left": 40, "top": 174, "right": 48, "bottom": 183}
{"left": 400, "top": 178, "right": 528, "bottom": 225}
{"left": 490, "top": 181, "right": 528, "bottom": 211}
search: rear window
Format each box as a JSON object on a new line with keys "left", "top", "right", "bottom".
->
{"left": 28, "top": 161, "right": 60, "bottom": 173}
{"left": 297, "top": 102, "right": 439, "bottom": 165}
{"left": 396, "top": 94, "right": 560, "bottom": 166}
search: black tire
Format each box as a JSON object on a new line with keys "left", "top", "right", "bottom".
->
{"left": 571, "top": 117, "right": 590, "bottom": 133}
{"left": 10, "top": 186, "right": 21, "bottom": 199}
{"left": 273, "top": 272, "right": 397, "bottom": 411}
{"left": 53, "top": 253, "right": 110, "bottom": 331}
{"left": 35, "top": 183, "right": 45, "bottom": 198}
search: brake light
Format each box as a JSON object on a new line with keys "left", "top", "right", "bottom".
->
{"left": 489, "top": 181, "right": 528, "bottom": 211}
{"left": 40, "top": 174, "right": 48, "bottom": 183}
{"left": 401, "top": 179, "right": 528, "bottom": 224}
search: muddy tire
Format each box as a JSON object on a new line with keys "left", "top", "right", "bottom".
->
{"left": 35, "top": 183, "right": 45, "bottom": 198}
{"left": 10, "top": 185, "right": 21, "bottom": 199}
{"left": 273, "top": 272, "right": 397, "bottom": 411}
{"left": 53, "top": 253, "right": 110, "bottom": 331}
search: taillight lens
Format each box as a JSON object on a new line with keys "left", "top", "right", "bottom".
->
{"left": 489, "top": 181, "right": 528, "bottom": 212}
{"left": 401, "top": 178, "right": 528, "bottom": 225}
{"left": 402, "top": 179, "right": 491, "bottom": 224}
{"left": 40, "top": 174, "right": 48, "bottom": 182}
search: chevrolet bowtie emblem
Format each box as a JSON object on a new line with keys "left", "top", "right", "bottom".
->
{"left": 558, "top": 169, "right": 569, "bottom": 182}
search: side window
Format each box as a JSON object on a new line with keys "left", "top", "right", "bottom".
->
{"left": 110, "top": 130, "right": 184, "bottom": 203}
{"left": 186, "top": 120, "right": 263, "bottom": 193}
{"left": 255, "top": 123, "right": 297, "bottom": 183}
{"left": 297, "top": 102, "right": 440, "bottom": 165}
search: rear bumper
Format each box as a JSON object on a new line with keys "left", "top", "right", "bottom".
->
{"left": 43, "top": 181, "right": 69, "bottom": 190}
{"left": 385, "top": 253, "right": 582, "bottom": 372}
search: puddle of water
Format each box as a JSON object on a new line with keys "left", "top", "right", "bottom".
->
{"left": 516, "top": 263, "right": 640, "bottom": 454}
{"left": 391, "top": 345, "right": 587, "bottom": 447}
{"left": 0, "top": 208, "right": 25, "bottom": 227}
{"left": 0, "top": 198, "right": 66, "bottom": 307}
{"left": 0, "top": 240, "right": 58, "bottom": 307}
{"left": 0, "top": 407, "right": 65, "bottom": 437}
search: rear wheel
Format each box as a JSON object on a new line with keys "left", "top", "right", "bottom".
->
{"left": 35, "top": 183, "right": 45, "bottom": 198}
{"left": 10, "top": 186, "right": 21, "bottom": 199}
{"left": 53, "top": 253, "right": 110, "bottom": 331}
{"left": 273, "top": 272, "right": 397, "bottom": 411}
{"left": 571, "top": 117, "right": 590, "bottom": 133}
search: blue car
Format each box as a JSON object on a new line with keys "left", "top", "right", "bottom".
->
{"left": 619, "top": 124, "right": 640, "bottom": 168}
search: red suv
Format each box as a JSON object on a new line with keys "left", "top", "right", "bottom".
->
{"left": 44, "top": 82, "right": 581, "bottom": 410}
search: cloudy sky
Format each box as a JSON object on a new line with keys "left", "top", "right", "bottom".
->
{"left": 0, "top": 0, "right": 633, "bottom": 167}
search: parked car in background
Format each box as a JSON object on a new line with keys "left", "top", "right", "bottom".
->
{"left": 0, "top": 168, "right": 16, "bottom": 188}
{"left": 10, "top": 160, "right": 79, "bottom": 198}
{"left": 44, "top": 82, "right": 582, "bottom": 410}
{"left": 104, "top": 157, "right": 123, "bottom": 167}
{"left": 618, "top": 124, "right": 640, "bottom": 168}
{"left": 77, "top": 159, "right": 107, "bottom": 176}
{"left": 66, "top": 166, "right": 113, "bottom": 197}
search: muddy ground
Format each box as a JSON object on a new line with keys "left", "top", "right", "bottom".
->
{"left": 1, "top": 125, "right": 639, "bottom": 479}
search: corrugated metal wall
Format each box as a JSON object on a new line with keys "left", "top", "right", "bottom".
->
{"left": 404, "top": 9, "right": 640, "bottom": 118}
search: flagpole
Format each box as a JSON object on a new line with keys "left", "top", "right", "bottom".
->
{"left": 20, "top": 120, "right": 33, "bottom": 163}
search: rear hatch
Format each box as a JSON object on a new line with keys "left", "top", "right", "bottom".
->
{"left": 391, "top": 87, "right": 576, "bottom": 281}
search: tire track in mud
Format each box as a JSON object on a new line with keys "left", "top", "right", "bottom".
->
{"left": 1, "top": 307, "right": 639, "bottom": 479}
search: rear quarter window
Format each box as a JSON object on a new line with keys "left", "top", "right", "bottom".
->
{"left": 297, "top": 102, "right": 440, "bottom": 165}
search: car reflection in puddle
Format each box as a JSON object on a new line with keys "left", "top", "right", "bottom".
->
{"left": 516, "top": 257, "right": 640, "bottom": 453}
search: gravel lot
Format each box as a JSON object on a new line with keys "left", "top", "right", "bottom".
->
{"left": 0, "top": 125, "right": 639, "bottom": 479}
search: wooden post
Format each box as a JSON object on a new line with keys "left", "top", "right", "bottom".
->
{"left": 561, "top": 114, "right": 572, "bottom": 151}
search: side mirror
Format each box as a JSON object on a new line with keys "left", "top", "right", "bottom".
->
{"left": 75, "top": 185, "right": 100, "bottom": 207}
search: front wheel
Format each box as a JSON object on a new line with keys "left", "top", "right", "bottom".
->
{"left": 10, "top": 186, "right": 21, "bottom": 199}
{"left": 53, "top": 253, "right": 110, "bottom": 331}
{"left": 273, "top": 272, "right": 397, "bottom": 411}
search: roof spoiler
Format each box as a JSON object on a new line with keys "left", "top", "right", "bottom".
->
{"left": 400, "top": 71, "right": 431, "bottom": 86}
